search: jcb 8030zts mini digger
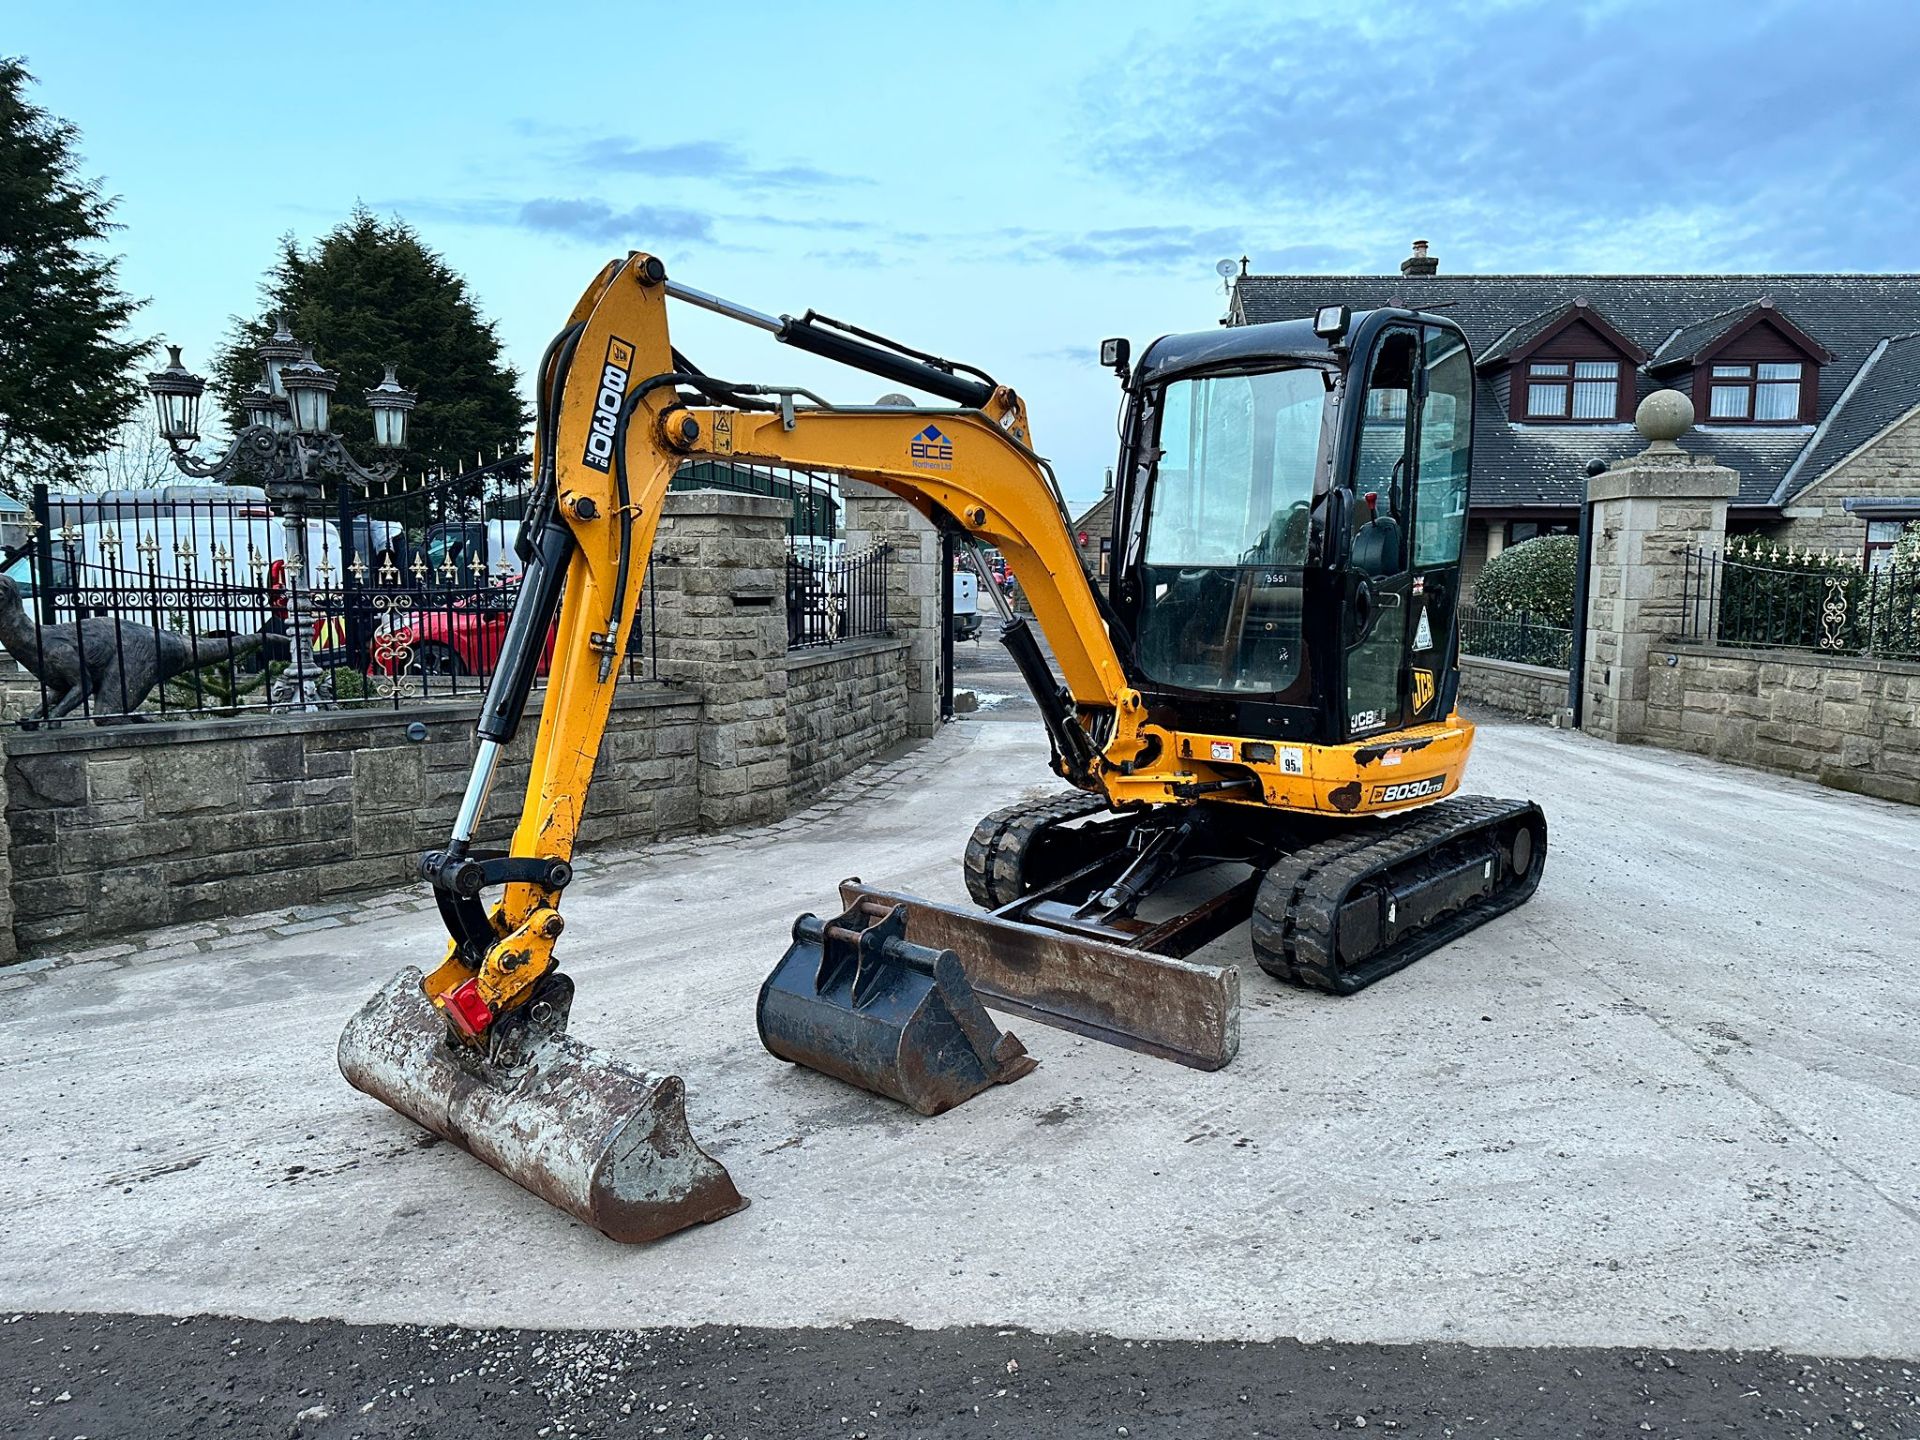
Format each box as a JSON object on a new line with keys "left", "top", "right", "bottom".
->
{"left": 339, "top": 254, "right": 1546, "bottom": 1242}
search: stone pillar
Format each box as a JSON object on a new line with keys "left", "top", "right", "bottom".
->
{"left": 842, "top": 478, "right": 941, "bottom": 738}
{"left": 1582, "top": 392, "right": 1738, "bottom": 743}
{"left": 650, "top": 490, "right": 790, "bottom": 829}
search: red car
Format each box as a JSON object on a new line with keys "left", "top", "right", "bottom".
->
{"left": 370, "top": 589, "right": 555, "bottom": 677}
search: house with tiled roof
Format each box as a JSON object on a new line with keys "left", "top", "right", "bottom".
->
{"left": 1228, "top": 244, "right": 1920, "bottom": 584}
{"left": 1070, "top": 484, "right": 1116, "bottom": 579}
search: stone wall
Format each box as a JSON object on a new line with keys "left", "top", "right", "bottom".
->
{"left": 786, "top": 637, "right": 910, "bottom": 802}
{"left": 842, "top": 479, "right": 941, "bottom": 739}
{"left": 650, "top": 491, "right": 791, "bottom": 830}
{"left": 1, "top": 488, "right": 927, "bottom": 958}
{"left": 1642, "top": 645, "right": 1920, "bottom": 805}
{"left": 3, "top": 686, "right": 701, "bottom": 952}
{"left": 1573, "top": 409, "right": 1918, "bottom": 805}
{"left": 1459, "top": 655, "right": 1571, "bottom": 724}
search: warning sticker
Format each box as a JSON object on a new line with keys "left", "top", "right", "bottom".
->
{"left": 1414, "top": 604, "right": 1434, "bottom": 651}
{"left": 713, "top": 412, "right": 733, "bottom": 454}
{"left": 1210, "top": 741, "right": 1233, "bottom": 761}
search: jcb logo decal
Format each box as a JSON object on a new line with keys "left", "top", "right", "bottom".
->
{"left": 1411, "top": 667, "right": 1436, "bottom": 714}
{"left": 1369, "top": 775, "right": 1445, "bottom": 805}
{"left": 580, "top": 337, "right": 636, "bottom": 473}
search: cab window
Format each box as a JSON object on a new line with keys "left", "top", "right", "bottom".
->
{"left": 1414, "top": 329, "right": 1472, "bottom": 568}
{"left": 1135, "top": 365, "right": 1330, "bottom": 695}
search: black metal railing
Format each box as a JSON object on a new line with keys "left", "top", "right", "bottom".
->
{"left": 1683, "top": 546, "right": 1920, "bottom": 659}
{"left": 787, "top": 543, "right": 891, "bottom": 650}
{"left": 1, "top": 470, "right": 658, "bottom": 726}
{"left": 673, "top": 459, "right": 840, "bottom": 549}
{"left": 1457, "top": 603, "right": 1575, "bottom": 669}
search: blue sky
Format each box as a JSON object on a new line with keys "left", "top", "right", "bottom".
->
{"left": 11, "top": 0, "right": 1917, "bottom": 511}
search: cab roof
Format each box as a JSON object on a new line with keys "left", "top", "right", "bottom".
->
{"left": 1135, "top": 308, "right": 1460, "bottom": 385}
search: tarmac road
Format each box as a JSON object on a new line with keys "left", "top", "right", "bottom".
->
{"left": 2, "top": 698, "right": 1919, "bottom": 1436}
{"left": 5, "top": 1313, "right": 1914, "bottom": 1439}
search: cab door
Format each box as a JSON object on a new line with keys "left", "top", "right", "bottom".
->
{"left": 1341, "top": 327, "right": 1419, "bottom": 738}
{"left": 1405, "top": 324, "right": 1474, "bottom": 725}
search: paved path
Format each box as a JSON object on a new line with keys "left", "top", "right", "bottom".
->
{"left": 2, "top": 716, "right": 1918, "bottom": 1368}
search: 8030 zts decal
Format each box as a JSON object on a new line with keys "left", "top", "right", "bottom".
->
{"left": 1369, "top": 775, "right": 1446, "bottom": 804}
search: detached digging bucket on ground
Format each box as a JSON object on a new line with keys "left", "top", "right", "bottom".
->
{"left": 339, "top": 967, "right": 746, "bottom": 1243}
{"left": 757, "top": 899, "right": 1037, "bottom": 1115}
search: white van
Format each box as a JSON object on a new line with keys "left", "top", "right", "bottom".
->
{"left": 49, "top": 511, "right": 343, "bottom": 637}
{"left": 951, "top": 566, "right": 981, "bottom": 641}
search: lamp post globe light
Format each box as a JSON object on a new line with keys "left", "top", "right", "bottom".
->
{"left": 145, "top": 319, "right": 415, "bottom": 710}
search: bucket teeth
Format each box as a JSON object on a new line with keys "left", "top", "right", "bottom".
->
{"left": 339, "top": 967, "right": 746, "bottom": 1243}
{"left": 757, "top": 901, "right": 1038, "bottom": 1115}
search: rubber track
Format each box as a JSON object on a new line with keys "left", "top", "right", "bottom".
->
{"left": 963, "top": 791, "right": 1111, "bottom": 909}
{"left": 1250, "top": 795, "right": 1542, "bottom": 995}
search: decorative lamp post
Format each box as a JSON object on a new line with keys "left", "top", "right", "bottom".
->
{"left": 147, "top": 346, "right": 206, "bottom": 442}
{"left": 256, "top": 319, "right": 304, "bottom": 400}
{"left": 280, "top": 349, "right": 337, "bottom": 436}
{"left": 365, "top": 364, "right": 418, "bottom": 450}
{"left": 146, "top": 318, "right": 414, "bottom": 710}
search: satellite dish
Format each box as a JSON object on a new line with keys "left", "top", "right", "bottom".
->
{"left": 1215, "top": 258, "right": 1239, "bottom": 278}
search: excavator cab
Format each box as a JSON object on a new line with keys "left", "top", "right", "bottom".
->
{"left": 1111, "top": 309, "right": 1474, "bottom": 748}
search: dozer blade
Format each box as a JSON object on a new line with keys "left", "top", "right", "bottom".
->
{"left": 840, "top": 881, "right": 1240, "bottom": 1071}
{"left": 757, "top": 900, "right": 1037, "bottom": 1115}
{"left": 338, "top": 967, "right": 746, "bottom": 1244}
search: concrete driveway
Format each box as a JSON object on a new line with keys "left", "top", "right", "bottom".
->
{"left": 2, "top": 712, "right": 1917, "bottom": 1360}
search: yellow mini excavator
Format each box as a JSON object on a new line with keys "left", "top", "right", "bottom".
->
{"left": 338, "top": 252, "right": 1547, "bottom": 1242}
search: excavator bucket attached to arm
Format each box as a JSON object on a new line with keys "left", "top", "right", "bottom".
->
{"left": 336, "top": 254, "right": 746, "bottom": 1243}
{"left": 340, "top": 968, "right": 743, "bottom": 1242}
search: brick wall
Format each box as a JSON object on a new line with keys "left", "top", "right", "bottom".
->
{"left": 786, "top": 638, "right": 910, "bottom": 802}
{"left": 1459, "top": 656, "right": 1571, "bottom": 724}
{"left": 1642, "top": 645, "right": 1920, "bottom": 805}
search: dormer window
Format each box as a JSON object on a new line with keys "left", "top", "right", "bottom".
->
{"left": 1526, "top": 360, "right": 1620, "bottom": 420}
{"left": 1707, "top": 361, "right": 1803, "bottom": 422}
{"left": 1488, "top": 301, "right": 1647, "bottom": 423}
{"left": 1648, "top": 300, "right": 1831, "bottom": 425}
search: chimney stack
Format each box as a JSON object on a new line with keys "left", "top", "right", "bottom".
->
{"left": 1400, "top": 239, "right": 1438, "bottom": 277}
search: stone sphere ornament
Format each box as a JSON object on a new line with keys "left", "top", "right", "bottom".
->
{"left": 1636, "top": 389, "right": 1694, "bottom": 448}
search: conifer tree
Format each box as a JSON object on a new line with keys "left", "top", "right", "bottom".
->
{"left": 215, "top": 208, "right": 527, "bottom": 479}
{"left": 0, "top": 58, "right": 148, "bottom": 495}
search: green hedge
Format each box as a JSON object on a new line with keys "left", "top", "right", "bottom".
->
{"left": 1472, "top": 533, "right": 1577, "bottom": 626}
